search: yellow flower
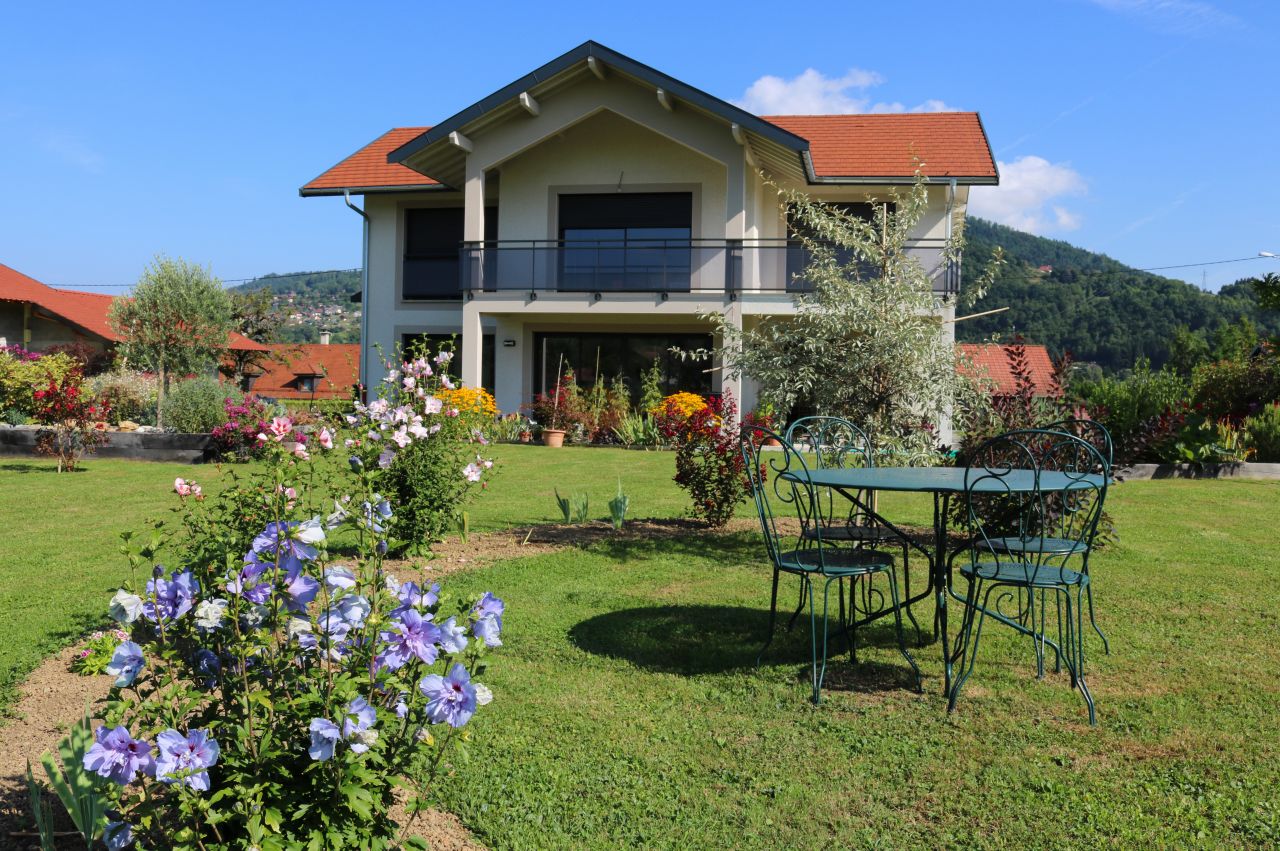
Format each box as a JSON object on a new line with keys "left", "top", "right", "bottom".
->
{"left": 651, "top": 392, "right": 706, "bottom": 420}
{"left": 437, "top": 386, "right": 498, "bottom": 418}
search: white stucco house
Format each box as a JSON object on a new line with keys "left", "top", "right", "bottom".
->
{"left": 300, "top": 41, "right": 997, "bottom": 424}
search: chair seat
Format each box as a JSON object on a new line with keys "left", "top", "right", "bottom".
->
{"left": 982, "top": 536, "right": 1089, "bottom": 556}
{"left": 802, "top": 523, "right": 904, "bottom": 544}
{"left": 961, "top": 560, "right": 1088, "bottom": 588}
{"left": 778, "top": 548, "right": 895, "bottom": 576}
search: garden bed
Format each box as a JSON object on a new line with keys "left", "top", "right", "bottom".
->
{"left": 0, "top": 427, "right": 211, "bottom": 464}
{"left": 1118, "top": 461, "right": 1280, "bottom": 480}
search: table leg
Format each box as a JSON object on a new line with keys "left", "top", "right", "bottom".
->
{"left": 935, "top": 492, "right": 952, "bottom": 696}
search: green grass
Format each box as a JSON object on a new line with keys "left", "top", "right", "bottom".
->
{"left": 1, "top": 451, "right": 1277, "bottom": 847}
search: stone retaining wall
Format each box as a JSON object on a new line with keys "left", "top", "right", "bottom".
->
{"left": 1117, "top": 462, "right": 1280, "bottom": 480}
{"left": 0, "top": 427, "right": 211, "bottom": 463}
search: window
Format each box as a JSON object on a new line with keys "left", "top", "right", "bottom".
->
{"left": 558, "top": 193, "right": 692, "bottom": 292}
{"left": 295, "top": 376, "right": 317, "bottom": 393}
{"left": 403, "top": 207, "right": 496, "bottom": 300}
{"left": 785, "top": 201, "right": 894, "bottom": 291}
{"left": 533, "top": 331, "right": 713, "bottom": 399}
{"left": 401, "top": 333, "right": 495, "bottom": 393}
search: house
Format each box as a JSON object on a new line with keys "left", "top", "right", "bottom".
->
{"left": 0, "top": 262, "right": 268, "bottom": 358}
{"left": 301, "top": 41, "right": 997, "bottom": 430}
{"left": 959, "top": 343, "right": 1061, "bottom": 398}
{"left": 245, "top": 339, "right": 360, "bottom": 401}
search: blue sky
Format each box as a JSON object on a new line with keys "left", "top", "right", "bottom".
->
{"left": 3, "top": 0, "right": 1277, "bottom": 293}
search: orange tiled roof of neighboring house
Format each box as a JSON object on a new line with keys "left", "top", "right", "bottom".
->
{"left": 764, "top": 113, "right": 997, "bottom": 181}
{"left": 0, "top": 263, "right": 267, "bottom": 351}
{"left": 249, "top": 343, "right": 360, "bottom": 400}
{"left": 959, "top": 343, "right": 1061, "bottom": 398}
{"left": 302, "top": 113, "right": 995, "bottom": 193}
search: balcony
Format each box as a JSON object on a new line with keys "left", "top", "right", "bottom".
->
{"left": 454, "top": 238, "right": 958, "bottom": 298}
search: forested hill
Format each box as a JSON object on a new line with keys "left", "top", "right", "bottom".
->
{"left": 229, "top": 270, "right": 359, "bottom": 300}
{"left": 958, "top": 217, "right": 1279, "bottom": 372}
{"left": 231, "top": 270, "right": 361, "bottom": 344}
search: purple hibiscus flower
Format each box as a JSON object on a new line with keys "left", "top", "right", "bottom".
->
{"left": 308, "top": 718, "right": 341, "bottom": 761}
{"left": 472, "top": 613, "right": 503, "bottom": 648}
{"left": 228, "top": 554, "right": 274, "bottom": 604}
{"left": 155, "top": 729, "right": 220, "bottom": 791}
{"left": 251, "top": 520, "right": 322, "bottom": 564}
{"left": 437, "top": 616, "right": 468, "bottom": 655}
{"left": 376, "top": 609, "right": 441, "bottom": 671}
{"left": 473, "top": 592, "right": 504, "bottom": 620}
{"left": 419, "top": 663, "right": 478, "bottom": 728}
{"left": 83, "top": 726, "right": 154, "bottom": 785}
{"left": 282, "top": 565, "right": 320, "bottom": 613}
{"left": 391, "top": 581, "right": 439, "bottom": 617}
{"left": 342, "top": 697, "right": 378, "bottom": 753}
{"left": 105, "top": 641, "right": 145, "bottom": 687}
{"left": 143, "top": 570, "right": 197, "bottom": 623}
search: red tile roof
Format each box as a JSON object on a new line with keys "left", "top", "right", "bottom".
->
{"left": 0, "top": 263, "right": 267, "bottom": 351}
{"left": 250, "top": 343, "right": 360, "bottom": 400}
{"left": 302, "top": 113, "right": 995, "bottom": 194}
{"left": 764, "top": 113, "right": 996, "bottom": 181}
{"left": 959, "top": 343, "right": 1061, "bottom": 398}
{"left": 301, "top": 128, "right": 437, "bottom": 194}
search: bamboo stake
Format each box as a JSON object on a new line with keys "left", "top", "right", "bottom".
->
{"left": 946, "top": 306, "right": 1009, "bottom": 324}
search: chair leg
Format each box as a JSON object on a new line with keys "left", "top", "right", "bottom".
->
{"left": 1053, "top": 590, "right": 1064, "bottom": 675}
{"left": 1086, "top": 578, "right": 1110, "bottom": 655}
{"left": 888, "top": 566, "right": 922, "bottom": 691}
{"left": 899, "top": 543, "right": 924, "bottom": 646}
{"left": 757, "top": 567, "right": 782, "bottom": 667}
{"left": 948, "top": 577, "right": 986, "bottom": 714}
{"left": 809, "top": 576, "right": 834, "bottom": 705}
{"left": 787, "top": 574, "right": 808, "bottom": 632}
{"left": 1071, "top": 586, "right": 1096, "bottom": 725}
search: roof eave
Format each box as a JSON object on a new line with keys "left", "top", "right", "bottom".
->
{"left": 299, "top": 183, "right": 449, "bottom": 198}
{"left": 807, "top": 174, "right": 1000, "bottom": 186}
{"left": 386, "top": 40, "right": 811, "bottom": 169}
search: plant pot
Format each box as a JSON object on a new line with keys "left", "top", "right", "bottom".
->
{"left": 542, "top": 429, "right": 566, "bottom": 448}
{"left": 763, "top": 437, "right": 781, "bottom": 447}
{"left": 519, "top": 431, "right": 532, "bottom": 444}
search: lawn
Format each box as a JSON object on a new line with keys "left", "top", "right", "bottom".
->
{"left": 1, "top": 449, "right": 1277, "bottom": 847}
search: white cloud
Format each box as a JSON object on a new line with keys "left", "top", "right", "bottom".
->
{"left": 967, "top": 156, "right": 1087, "bottom": 234}
{"left": 734, "top": 68, "right": 956, "bottom": 115}
{"left": 1088, "top": 0, "right": 1240, "bottom": 34}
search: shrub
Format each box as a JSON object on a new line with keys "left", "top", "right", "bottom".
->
{"left": 1244, "top": 403, "right": 1280, "bottom": 462}
{"left": 346, "top": 345, "right": 492, "bottom": 554}
{"left": 0, "top": 349, "right": 78, "bottom": 417}
{"left": 529, "top": 368, "right": 586, "bottom": 433}
{"left": 160, "top": 377, "right": 238, "bottom": 433}
{"left": 210, "top": 396, "right": 276, "bottom": 461}
{"left": 1191, "top": 353, "right": 1280, "bottom": 423}
{"left": 651, "top": 391, "right": 706, "bottom": 421}
{"left": 1076, "top": 360, "right": 1189, "bottom": 462}
{"left": 44, "top": 341, "right": 111, "bottom": 375}
{"left": 75, "top": 425, "right": 505, "bottom": 848}
{"left": 655, "top": 392, "right": 750, "bottom": 527}
{"left": 32, "top": 370, "right": 111, "bottom": 472}
{"left": 89, "top": 371, "right": 158, "bottom": 426}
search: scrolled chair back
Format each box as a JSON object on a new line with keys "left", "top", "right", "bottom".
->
{"left": 784, "top": 416, "right": 874, "bottom": 471}
{"left": 963, "top": 429, "right": 1109, "bottom": 584}
{"left": 1042, "top": 417, "right": 1114, "bottom": 473}
{"left": 740, "top": 425, "right": 824, "bottom": 568}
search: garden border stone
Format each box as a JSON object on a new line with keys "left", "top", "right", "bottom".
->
{"left": 0, "top": 427, "right": 211, "bottom": 463}
{"left": 1117, "top": 462, "right": 1280, "bottom": 480}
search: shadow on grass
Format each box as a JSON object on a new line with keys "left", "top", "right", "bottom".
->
{"left": 569, "top": 602, "right": 922, "bottom": 687}
{"left": 0, "top": 462, "right": 80, "bottom": 474}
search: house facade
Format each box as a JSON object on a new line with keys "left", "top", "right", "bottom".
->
{"left": 301, "top": 42, "right": 997, "bottom": 425}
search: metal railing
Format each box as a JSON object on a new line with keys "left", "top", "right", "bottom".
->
{"left": 454, "top": 238, "right": 959, "bottom": 297}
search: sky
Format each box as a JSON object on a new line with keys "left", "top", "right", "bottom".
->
{"left": 2, "top": 0, "right": 1278, "bottom": 294}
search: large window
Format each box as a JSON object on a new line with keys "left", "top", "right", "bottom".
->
{"left": 558, "top": 193, "right": 692, "bottom": 292}
{"left": 534, "top": 331, "right": 713, "bottom": 399}
{"left": 403, "top": 207, "right": 496, "bottom": 300}
{"left": 401, "top": 333, "right": 495, "bottom": 393}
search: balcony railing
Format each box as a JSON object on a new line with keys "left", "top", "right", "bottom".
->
{"left": 457, "top": 238, "right": 959, "bottom": 297}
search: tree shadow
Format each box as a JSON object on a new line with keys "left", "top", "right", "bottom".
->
{"left": 0, "top": 462, "right": 79, "bottom": 474}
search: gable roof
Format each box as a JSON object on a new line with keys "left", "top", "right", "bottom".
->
{"left": 959, "top": 343, "right": 1061, "bottom": 398}
{"left": 300, "top": 42, "right": 996, "bottom": 196}
{"left": 0, "top": 263, "right": 267, "bottom": 352}
{"left": 249, "top": 343, "right": 360, "bottom": 400}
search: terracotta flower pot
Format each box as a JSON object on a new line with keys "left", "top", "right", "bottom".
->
{"left": 763, "top": 437, "right": 781, "bottom": 447}
{"left": 542, "top": 428, "right": 566, "bottom": 448}
{"left": 519, "top": 431, "right": 532, "bottom": 443}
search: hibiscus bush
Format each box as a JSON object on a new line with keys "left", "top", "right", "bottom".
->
{"left": 76, "top": 410, "right": 504, "bottom": 848}
{"left": 344, "top": 346, "right": 492, "bottom": 554}
{"left": 32, "top": 369, "right": 111, "bottom": 472}
{"left": 654, "top": 392, "right": 750, "bottom": 527}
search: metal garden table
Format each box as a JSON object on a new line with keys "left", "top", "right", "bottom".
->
{"left": 781, "top": 466, "right": 1105, "bottom": 694}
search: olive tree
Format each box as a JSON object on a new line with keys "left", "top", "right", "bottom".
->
{"left": 109, "top": 256, "right": 234, "bottom": 427}
{"left": 702, "top": 174, "right": 1002, "bottom": 455}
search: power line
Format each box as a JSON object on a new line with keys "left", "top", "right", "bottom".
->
{"left": 53, "top": 268, "right": 362, "bottom": 290}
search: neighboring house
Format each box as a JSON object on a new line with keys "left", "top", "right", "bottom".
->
{"left": 245, "top": 340, "right": 360, "bottom": 401}
{"left": 301, "top": 41, "right": 998, "bottom": 430}
{"left": 959, "top": 343, "right": 1061, "bottom": 398}
{"left": 0, "top": 262, "right": 268, "bottom": 358}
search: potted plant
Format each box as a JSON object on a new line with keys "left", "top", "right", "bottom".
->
{"left": 745, "top": 402, "right": 781, "bottom": 446}
{"left": 540, "top": 354, "right": 568, "bottom": 447}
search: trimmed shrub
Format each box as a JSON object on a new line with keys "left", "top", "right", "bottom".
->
{"left": 0, "top": 349, "right": 79, "bottom": 417}
{"left": 1244, "top": 403, "right": 1280, "bottom": 462}
{"left": 160, "top": 377, "right": 238, "bottom": 433}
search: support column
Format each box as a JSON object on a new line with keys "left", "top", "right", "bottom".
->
{"left": 492, "top": 317, "right": 523, "bottom": 415}
{"left": 718, "top": 300, "right": 744, "bottom": 424}
{"left": 461, "top": 300, "right": 483, "bottom": 389}
{"left": 463, "top": 158, "right": 486, "bottom": 292}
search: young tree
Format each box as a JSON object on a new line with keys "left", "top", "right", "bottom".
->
{"left": 1251, "top": 272, "right": 1280, "bottom": 312}
{"left": 222, "top": 287, "right": 280, "bottom": 389}
{"left": 109, "top": 256, "right": 234, "bottom": 427}
{"left": 700, "top": 174, "right": 1002, "bottom": 455}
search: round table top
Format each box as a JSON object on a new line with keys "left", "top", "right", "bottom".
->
{"left": 783, "top": 466, "right": 1105, "bottom": 494}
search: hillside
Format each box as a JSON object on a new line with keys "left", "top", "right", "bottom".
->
{"left": 958, "top": 218, "right": 1279, "bottom": 371}
{"left": 231, "top": 270, "right": 360, "bottom": 344}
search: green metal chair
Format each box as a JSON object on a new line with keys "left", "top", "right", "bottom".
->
{"left": 783, "top": 416, "right": 923, "bottom": 642}
{"left": 948, "top": 429, "right": 1108, "bottom": 725}
{"left": 742, "top": 426, "right": 921, "bottom": 704}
